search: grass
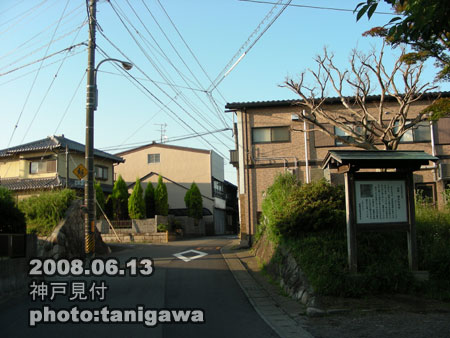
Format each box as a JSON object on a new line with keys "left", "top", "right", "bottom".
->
{"left": 261, "top": 205, "right": 450, "bottom": 300}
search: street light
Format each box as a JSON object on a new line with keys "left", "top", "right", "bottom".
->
{"left": 84, "top": 58, "right": 133, "bottom": 257}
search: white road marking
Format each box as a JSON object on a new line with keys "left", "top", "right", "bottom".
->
{"left": 173, "top": 249, "right": 208, "bottom": 262}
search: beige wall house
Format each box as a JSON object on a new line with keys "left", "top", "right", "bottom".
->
{"left": 226, "top": 92, "right": 450, "bottom": 246}
{"left": 0, "top": 135, "right": 123, "bottom": 199}
{"left": 115, "top": 143, "right": 235, "bottom": 235}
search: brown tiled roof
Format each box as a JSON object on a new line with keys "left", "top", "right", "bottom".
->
{"left": 0, "top": 135, "right": 123, "bottom": 163}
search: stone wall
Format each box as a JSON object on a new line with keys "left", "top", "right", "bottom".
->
{"left": 101, "top": 232, "right": 169, "bottom": 243}
{"left": 37, "top": 200, "right": 110, "bottom": 259}
{"left": 253, "top": 233, "right": 320, "bottom": 308}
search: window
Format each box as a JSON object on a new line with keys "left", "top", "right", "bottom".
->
{"left": 148, "top": 153, "right": 160, "bottom": 164}
{"left": 95, "top": 165, "right": 108, "bottom": 181}
{"left": 334, "top": 125, "right": 362, "bottom": 146}
{"left": 29, "top": 160, "right": 56, "bottom": 174}
{"left": 396, "top": 121, "right": 431, "bottom": 143}
{"left": 252, "top": 126, "right": 290, "bottom": 144}
{"left": 213, "top": 179, "right": 225, "bottom": 199}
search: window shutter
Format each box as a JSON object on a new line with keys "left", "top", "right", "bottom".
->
{"left": 314, "top": 125, "right": 335, "bottom": 147}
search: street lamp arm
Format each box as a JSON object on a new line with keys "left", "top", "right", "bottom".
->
{"left": 95, "top": 58, "right": 133, "bottom": 72}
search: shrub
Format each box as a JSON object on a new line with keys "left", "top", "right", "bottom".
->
{"left": 112, "top": 175, "right": 129, "bottom": 220}
{"left": 416, "top": 204, "right": 450, "bottom": 299}
{"left": 128, "top": 178, "right": 145, "bottom": 219}
{"left": 261, "top": 174, "right": 345, "bottom": 240}
{"left": 0, "top": 186, "right": 26, "bottom": 234}
{"left": 184, "top": 182, "right": 203, "bottom": 220}
{"left": 282, "top": 179, "right": 345, "bottom": 235}
{"left": 154, "top": 175, "right": 168, "bottom": 216}
{"left": 94, "top": 181, "right": 105, "bottom": 219}
{"left": 144, "top": 182, "right": 155, "bottom": 218}
{"left": 260, "top": 172, "right": 301, "bottom": 241}
{"left": 157, "top": 223, "right": 168, "bottom": 232}
{"left": 19, "top": 189, "right": 76, "bottom": 236}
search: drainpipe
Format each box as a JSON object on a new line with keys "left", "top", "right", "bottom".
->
{"left": 430, "top": 120, "right": 439, "bottom": 181}
{"left": 303, "top": 110, "right": 310, "bottom": 183}
{"left": 244, "top": 109, "right": 252, "bottom": 247}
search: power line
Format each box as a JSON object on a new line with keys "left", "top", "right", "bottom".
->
{"left": 5, "top": 0, "right": 72, "bottom": 149}
{"left": 208, "top": 0, "right": 292, "bottom": 92}
{"left": 238, "top": 0, "right": 395, "bottom": 15}
{"left": 95, "top": 46, "right": 230, "bottom": 158}
{"left": 103, "top": 3, "right": 233, "bottom": 149}
{"left": 0, "top": 50, "right": 84, "bottom": 87}
{"left": 0, "top": 4, "right": 86, "bottom": 63}
{"left": 101, "top": 128, "right": 231, "bottom": 152}
{"left": 0, "top": 42, "right": 86, "bottom": 77}
{"left": 141, "top": 0, "right": 230, "bottom": 128}
{"left": 21, "top": 2, "right": 83, "bottom": 144}
{"left": 155, "top": 0, "right": 232, "bottom": 124}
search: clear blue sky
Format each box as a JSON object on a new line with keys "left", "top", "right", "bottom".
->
{"left": 1, "top": 0, "right": 449, "bottom": 185}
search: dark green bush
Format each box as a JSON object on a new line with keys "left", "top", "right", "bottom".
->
{"left": 128, "top": 178, "right": 145, "bottom": 219}
{"left": 283, "top": 179, "right": 345, "bottom": 235}
{"left": 261, "top": 174, "right": 345, "bottom": 240}
{"left": 144, "top": 182, "right": 155, "bottom": 218}
{"left": 155, "top": 175, "right": 168, "bottom": 216}
{"left": 260, "top": 172, "right": 301, "bottom": 241}
{"left": 112, "top": 175, "right": 129, "bottom": 220}
{"left": 184, "top": 182, "right": 203, "bottom": 220}
{"left": 19, "top": 189, "right": 76, "bottom": 236}
{"left": 0, "top": 186, "right": 26, "bottom": 234}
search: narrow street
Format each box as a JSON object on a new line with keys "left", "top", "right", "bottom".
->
{"left": 0, "top": 237, "right": 278, "bottom": 338}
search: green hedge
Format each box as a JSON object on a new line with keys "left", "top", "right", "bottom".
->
{"left": 19, "top": 189, "right": 76, "bottom": 236}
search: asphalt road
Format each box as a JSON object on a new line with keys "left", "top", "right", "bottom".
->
{"left": 0, "top": 236, "right": 278, "bottom": 338}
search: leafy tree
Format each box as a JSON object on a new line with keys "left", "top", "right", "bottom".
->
{"left": 94, "top": 181, "right": 105, "bottom": 219}
{"left": 283, "top": 44, "right": 437, "bottom": 150}
{"left": 112, "top": 174, "right": 129, "bottom": 220}
{"left": 355, "top": 0, "right": 450, "bottom": 81}
{"left": 0, "top": 186, "right": 25, "bottom": 234}
{"left": 184, "top": 182, "right": 203, "bottom": 220}
{"left": 128, "top": 178, "right": 145, "bottom": 219}
{"left": 154, "top": 175, "right": 169, "bottom": 216}
{"left": 144, "top": 182, "right": 156, "bottom": 218}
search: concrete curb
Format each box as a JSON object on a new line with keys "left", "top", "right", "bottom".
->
{"left": 221, "top": 241, "right": 314, "bottom": 338}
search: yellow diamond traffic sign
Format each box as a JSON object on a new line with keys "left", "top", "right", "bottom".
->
{"left": 73, "top": 164, "right": 88, "bottom": 180}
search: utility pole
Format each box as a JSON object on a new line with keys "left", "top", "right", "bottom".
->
{"left": 85, "top": 0, "right": 97, "bottom": 257}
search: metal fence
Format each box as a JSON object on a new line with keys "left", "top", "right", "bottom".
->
{"left": 110, "top": 220, "right": 132, "bottom": 229}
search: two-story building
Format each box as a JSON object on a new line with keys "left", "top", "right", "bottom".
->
{"left": 114, "top": 142, "right": 237, "bottom": 235}
{"left": 0, "top": 135, "right": 123, "bottom": 199}
{"left": 226, "top": 92, "right": 450, "bottom": 246}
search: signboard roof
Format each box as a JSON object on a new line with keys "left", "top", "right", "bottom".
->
{"left": 322, "top": 150, "right": 438, "bottom": 171}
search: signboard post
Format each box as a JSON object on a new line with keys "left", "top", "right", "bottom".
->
{"left": 345, "top": 171, "right": 418, "bottom": 273}
{"left": 322, "top": 150, "right": 438, "bottom": 275}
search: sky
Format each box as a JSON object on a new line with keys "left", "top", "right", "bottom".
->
{"left": 1, "top": 0, "right": 449, "bottom": 185}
